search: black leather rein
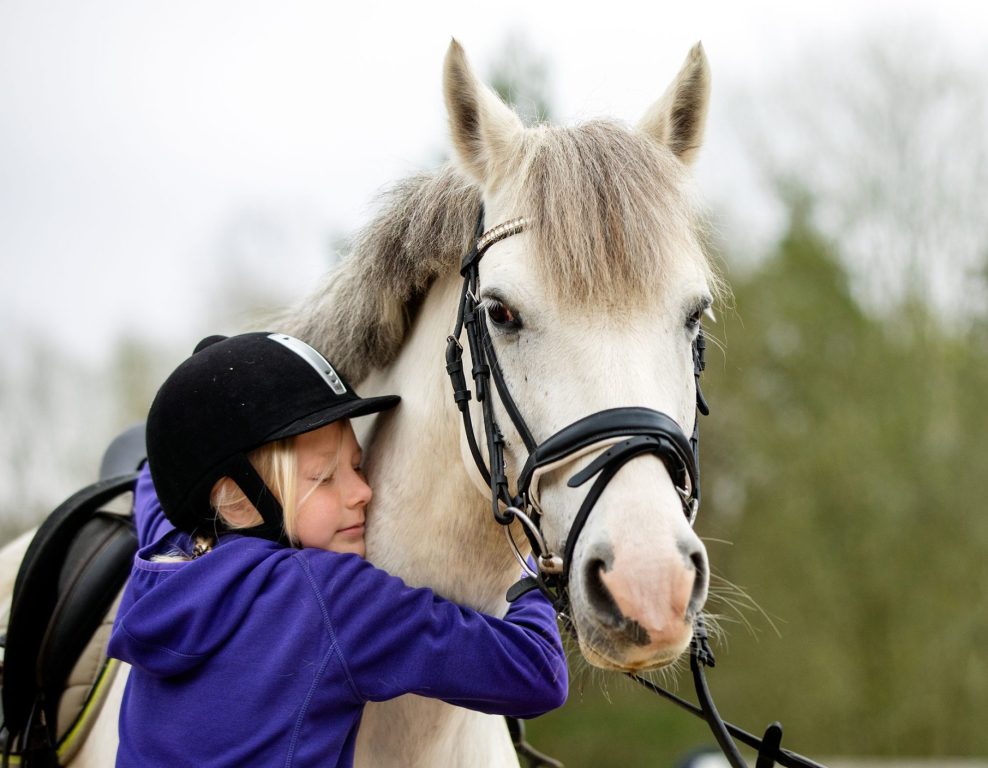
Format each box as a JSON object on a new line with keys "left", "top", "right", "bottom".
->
{"left": 444, "top": 205, "right": 826, "bottom": 768}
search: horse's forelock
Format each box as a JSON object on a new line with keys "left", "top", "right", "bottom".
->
{"left": 281, "top": 121, "right": 716, "bottom": 383}
{"left": 519, "top": 120, "right": 712, "bottom": 306}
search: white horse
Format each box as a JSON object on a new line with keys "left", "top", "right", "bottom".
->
{"left": 6, "top": 39, "right": 718, "bottom": 767}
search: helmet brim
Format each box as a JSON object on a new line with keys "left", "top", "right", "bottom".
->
{"left": 263, "top": 394, "right": 401, "bottom": 442}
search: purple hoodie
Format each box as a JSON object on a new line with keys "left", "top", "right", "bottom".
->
{"left": 108, "top": 466, "right": 567, "bottom": 767}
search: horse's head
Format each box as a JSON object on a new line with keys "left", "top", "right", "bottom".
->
{"left": 443, "top": 41, "right": 715, "bottom": 671}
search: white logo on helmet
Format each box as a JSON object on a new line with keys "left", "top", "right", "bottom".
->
{"left": 267, "top": 334, "right": 347, "bottom": 395}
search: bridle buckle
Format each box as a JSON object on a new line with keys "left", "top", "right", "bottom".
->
{"left": 538, "top": 553, "right": 564, "bottom": 575}
{"left": 678, "top": 486, "right": 700, "bottom": 527}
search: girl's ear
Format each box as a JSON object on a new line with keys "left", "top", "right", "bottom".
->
{"left": 210, "top": 477, "right": 261, "bottom": 527}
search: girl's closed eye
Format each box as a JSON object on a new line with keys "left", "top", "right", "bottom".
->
{"left": 306, "top": 471, "right": 335, "bottom": 485}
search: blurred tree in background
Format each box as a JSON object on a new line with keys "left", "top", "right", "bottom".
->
{"left": 488, "top": 28, "right": 555, "bottom": 126}
{"left": 528, "top": 32, "right": 988, "bottom": 765}
{"left": 0, "top": 332, "right": 174, "bottom": 543}
{"left": 2, "top": 26, "right": 986, "bottom": 766}
{"left": 742, "top": 30, "right": 988, "bottom": 321}
{"left": 529, "top": 187, "right": 988, "bottom": 763}
{"left": 700, "top": 195, "right": 988, "bottom": 755}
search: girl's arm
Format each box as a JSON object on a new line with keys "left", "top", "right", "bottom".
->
{"left": 132, "top": 464, "right": 176, "bottom": 548}
{"left": 300, "top": 552, "right": 568, "bottom": 719}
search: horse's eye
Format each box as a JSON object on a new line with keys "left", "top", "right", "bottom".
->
{"left": 486, "top": 299, "right": 521, "bottom": 329}
{"left": 686, "top": 300, "right": 711, "bottom": 331}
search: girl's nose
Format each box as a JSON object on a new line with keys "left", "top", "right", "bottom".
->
{"left": 348, "top": 469, "right": 373, "bottom": 508}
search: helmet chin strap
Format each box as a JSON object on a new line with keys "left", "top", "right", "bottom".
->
{"left": 216, "top": 453, "right": 291, "bottom": 545}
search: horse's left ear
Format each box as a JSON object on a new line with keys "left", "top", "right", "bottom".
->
{"left": 638, "top": 43, "right": 710, "bottom": 165}
{"left": 443, "top": 38, "right": 525, "bottom": 187}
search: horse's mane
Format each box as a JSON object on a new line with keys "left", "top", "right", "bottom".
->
{"left": 276, "top": 166, "right": 480, "bottom": 382}
{"left": 278, "top": 120, "right": 714, "bottom": 383}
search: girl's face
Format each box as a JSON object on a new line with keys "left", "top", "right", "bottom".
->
{"left": 293, "top": 420, "right": 371, "bottom": 556}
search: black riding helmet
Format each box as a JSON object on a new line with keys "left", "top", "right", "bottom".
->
{"left": 146, "top": 332, "right": 400, "bottom": 543}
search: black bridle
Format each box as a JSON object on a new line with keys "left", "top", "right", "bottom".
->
{"left": 444, "top": 206, "right": 827, "bottom": 768}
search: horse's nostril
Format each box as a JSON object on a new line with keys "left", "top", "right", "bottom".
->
{"left": 584, "top": 557, "right": 622, "bottom": 626}
{"left": 690, "top": 550, "right": 706, "bottom": 577}
{"left": 686, "top": 547, "right": 708, "bottom": 617}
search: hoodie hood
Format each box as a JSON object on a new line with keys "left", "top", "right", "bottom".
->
{"left": 109, "top": 534, "right": 294, "bottom": 677}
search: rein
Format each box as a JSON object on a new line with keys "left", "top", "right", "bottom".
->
{"left": 444, "top": 206, "right": 827, "bottom": 768}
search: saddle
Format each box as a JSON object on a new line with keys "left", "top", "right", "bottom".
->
{"left": 1, "top": 425, "right": 145, "bottom": 768}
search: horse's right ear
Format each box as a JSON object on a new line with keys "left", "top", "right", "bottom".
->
{"left": 638, "top": 43, "right": 711, "bottom": 165}
{"left": 443, "top": 39, "right": 525, "bottom": 188}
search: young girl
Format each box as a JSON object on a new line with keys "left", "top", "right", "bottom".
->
{"left": 108, "top": 332, "right": 567, "bottom": 767}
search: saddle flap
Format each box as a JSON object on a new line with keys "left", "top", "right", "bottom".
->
{"left": 40, "top": 510, "right": 136, "bottom": 729}
{"left": 2, "top": 473, "right": 138, "bottom": 739}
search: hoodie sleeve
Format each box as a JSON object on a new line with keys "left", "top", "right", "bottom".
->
{"left": 133, "top": 464, "right": 176, "bottom": 548}
{"left": 296, "top": 553, "right": 568, "bottom": 719}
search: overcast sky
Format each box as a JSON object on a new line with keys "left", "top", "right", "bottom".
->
{"left": 3, "top": 0, "right": 986, "bottom": 364}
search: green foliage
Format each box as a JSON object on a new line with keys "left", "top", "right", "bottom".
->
{"left": 527, "top": 674, "right": 715, "bottom": 766}
{"left": 528, "top": 191, "right": 988, "bottom": 764}
{"left": 698, "top": 194, "right": 988, "bottom": 755}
